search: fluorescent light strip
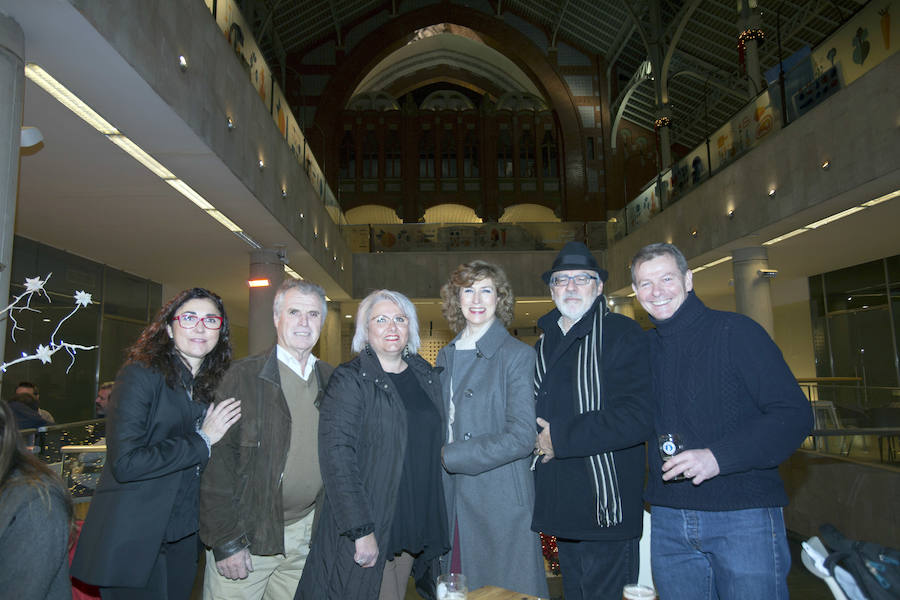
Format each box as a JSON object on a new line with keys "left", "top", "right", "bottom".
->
{"left": 26, "top": 63, "right": 259, "bottom": 249}
{"left": 25, "top": 64, "right": 119, "bottom": 135}
{"left": 763, "top": 228, "right": 809, "bottom": 246}
{"left": 283, "top": 266, "right": 303, "bottom": 280}
{"left": 107, "top": 135, "right": 175, "bottom": 179}
{"left": 164, "top": 179, "right": 215, "bottom": 210}
{"left": 692, "top": 256, "right": 732, "bottom": 274}
{"left": 862, "top": 190, "right": 900, "bottom": 207}
{"left": 805, "top": 205, "right": 866, "bottom": 229}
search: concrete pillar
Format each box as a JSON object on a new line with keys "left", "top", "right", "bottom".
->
{"left": 248, "top": 249, "right": 285, "bottom": 355}
{"left": 317, "top": 303, "right": 342, "bottom": 366}
{"left": 731, "top": 246, "right": 775, "bottom": 337}
{"left": 610, "top": 296, "right": 636, "bottom": 319}
{"left": 0, "top": 14, "right": 25, "bottom": 376}
{"left": 737, "top": 1, "right": 764, "bottom": 97}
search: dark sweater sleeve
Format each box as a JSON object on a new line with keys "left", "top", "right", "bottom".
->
{"left": 707, "top": 316, "right": 813, "bottom": 475}
{"left": 107, "top": 364, "right": 209, "bottom": 483}
{"left": 553, "top": 316, "right": 654, "bottom": 458}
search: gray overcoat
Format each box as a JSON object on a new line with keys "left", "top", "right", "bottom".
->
{"left": 437, "top": 319, "right": 549, "bottom": 598}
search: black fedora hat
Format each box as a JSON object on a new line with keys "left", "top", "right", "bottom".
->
{"left": 541, "top": 241, "right": 608, "bottom": 284}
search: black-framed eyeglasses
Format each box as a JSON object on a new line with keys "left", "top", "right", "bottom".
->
{"left": 172, "top": 314, "right": 223, "bottom": 330}
{"left": 549, "top": 274, "right": 599, "bottom": 287}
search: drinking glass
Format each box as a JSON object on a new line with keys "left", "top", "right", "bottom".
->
{"left": 658, "top": 433, "right": 686, "bottom": 481}
{"left": 436, "top": 573, "right": 467, "bottom": 600}
{"left": 623, "top": 583, "right": 657, "bottom": 599}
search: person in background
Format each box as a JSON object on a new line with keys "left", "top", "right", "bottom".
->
{"left": 201, "top": 280, "right": 334, "bottom": 600}
{"left": 94, "top": 382, "right": 114, "bottom": 418}
{"left": 16, "top": 381, "right": 55, "bottom": 424}
{"left": 0, "top": 397, "right": 73, "bottom": 599}
{"left": 436, "top": 261, "right": 548, "bottom": 598}
{"left": 71, "top": 288, "right": 241, "bottom": 599}
{"left": 296, "top": 290, "right": 448, "bottom": 600}
{"left": 631, "top": 243, "right": 813, "bottom": 600}
{"left": 7, "top": 392, "right": 50, "bottom": 430}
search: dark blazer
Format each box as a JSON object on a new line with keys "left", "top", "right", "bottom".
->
{"left": 71, "top": 363, "right": 209, "bottom": 588}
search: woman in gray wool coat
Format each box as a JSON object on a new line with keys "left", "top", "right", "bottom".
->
{"left": 437, "top": 261, "right": 549, "bottom": 598}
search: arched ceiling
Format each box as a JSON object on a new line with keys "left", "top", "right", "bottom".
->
{"left": 353, "top": 30, "right": 543, "bottom": 100}
{"left": 248, "top": 0, "right": 865, "bottom": 148}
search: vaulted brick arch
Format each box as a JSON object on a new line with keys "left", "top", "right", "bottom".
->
{"left": 308, "top": 4, "right": 586, "bottom": 219}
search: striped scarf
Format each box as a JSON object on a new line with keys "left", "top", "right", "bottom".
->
{"left": 534, "top": 300, "right": 623, "bottom": 527}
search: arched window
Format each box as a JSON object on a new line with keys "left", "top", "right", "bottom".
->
{"left": 519, "top": 130, "right": 536, "bottom": 178}
{"left": 419, "top": 130, "right": 435, "bottom": 178}
{"left": 463, "top": 130, "right": 479, "bottom": 177}
{"left": 363, "top": 130, "right": 379, "bottom": 178}
{"left": 497, "top": 128, "right": 513, "bottom": 177}
{"left": 541, "top": 130, "right": 559, "bottom": 177}
{"left": 339, "top": 130, "right": 355, "bottom": 179}
{"left": 385, "top": 129, "right": 401, "bottom": 178}
{"left": 441, "top": 129, "right": 457, "bottom": 178}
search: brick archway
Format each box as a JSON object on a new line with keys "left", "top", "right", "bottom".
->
{"left": 309, "top": 4, "right": 586, "bottom": 219}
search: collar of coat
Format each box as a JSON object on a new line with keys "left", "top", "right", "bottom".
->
{"left": 447, "top": 317, "right": 509, "bottom": 359}
{"left": 357, "top": 346, "right": 441, "bottom": 383}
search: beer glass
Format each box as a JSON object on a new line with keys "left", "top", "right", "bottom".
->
{"left": 658, "top": 433, "right": 686, "bottom": 481}
{"left": 436, "top": 573, "right": 467, "bottom": 600}
{"left": 623, "top": 583, "right": 657, "bottom": 599}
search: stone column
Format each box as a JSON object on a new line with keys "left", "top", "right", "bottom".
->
{"left": 731, "top": 246, "right": 775, "bottom": 337}
{"left": 248, "top": 249, "right": 285, "bottom": 355}
{"left": 0, "top": 14, "right": 25, "bottom": 372}
{"left": 317, "top": 303, "right": 342, "bottom": 366}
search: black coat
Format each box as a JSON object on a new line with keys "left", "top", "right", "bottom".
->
{"left": 296, "top": 349, "right": 447, "bottom": 600}
{"left": 532, "top": 299, "right": 653, "bottom": 541}
{"left": 71, "top": 363, "right": 209, "bottom": 587}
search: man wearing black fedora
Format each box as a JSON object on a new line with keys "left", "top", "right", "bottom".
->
{"left": 531, "top": 241, "right": 653, "bottom": 599}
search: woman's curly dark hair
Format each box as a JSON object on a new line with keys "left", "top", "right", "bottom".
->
{"left": 125, "top": 288, "right": 232, "bottom": 403}
{"left": 441, "top": 260, "right": 515, "bottom": 332}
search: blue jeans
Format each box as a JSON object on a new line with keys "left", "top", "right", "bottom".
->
{"left": 651, "top": 506, "right": 790, "bottom": 600}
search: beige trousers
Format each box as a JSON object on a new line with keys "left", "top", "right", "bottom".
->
{"left": 378, "top": 552, "right": 415, "bottom": 600}
{"left": 202, "top": 510, "right": 314, "bottom": 600}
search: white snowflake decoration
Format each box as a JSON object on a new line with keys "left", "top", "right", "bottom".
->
{"left": 0, "top": 274, "right": 99, "bottom": 374}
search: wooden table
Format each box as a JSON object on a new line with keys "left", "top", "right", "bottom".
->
{"left": 468, "top": 586, "right": 544, "bottom": 600}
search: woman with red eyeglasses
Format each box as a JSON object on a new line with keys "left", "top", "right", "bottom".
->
{"left": 72, "top": 288, "right": 241, "bottom": 600}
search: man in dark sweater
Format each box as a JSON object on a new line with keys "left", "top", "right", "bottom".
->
{"left": 532, "top": 242, "right": 653, "bottom": 600}
{"left": 631, "top": 243, "right": 813, "bottom": 600}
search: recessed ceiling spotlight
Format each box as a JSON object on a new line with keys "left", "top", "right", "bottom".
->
{"left": 281, "top": 188, "right": 287, "bottom": 199}
{"left": 298, "top": 212, "right": 304, "bottom": 220}
{"left": 728, "top": 209, "right": 735, "bottom": 219}
{"left": 768, "top": 188, "right": 777, "bottom": 197}
{"left": 178, "top": 55, "right": 188, "bottom": 71}
{"left": 226, "top": 116, "right": 235, "bottom": 130}
{"left": 821, "top": 160, "right": 830, "bottom": 170}
{"left": 690, "top": 229, "right": 698, "bottom": 238}
{"left": 258, "top": 159, "right": 265, "bottom": 170}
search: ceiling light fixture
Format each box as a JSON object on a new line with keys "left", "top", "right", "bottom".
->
{"left": 728, "top": 209, "right": 735, "bottom": 219}
{"left": 226, "top": 116, "right": 235, "bottom": 130}
{"left": 24, "top": 63, "right": 262, "bottom": 249}
{"left": 768, "top": 188, "right": 777, "bottom": 197}
{"left": 248, "top": 279, "right": 270, "bottom": 288}
{"left": 178, "top": 55, "right": 188, "bottom": 71}
{"left": 821, "top": 160, "right": 830, "bottom": 170}
{"left": 281, "top": 188, "right": 287, "bottom": 199}
{"left": 283, "top": 265, "right": 303, "bottom": 280}
{"left": 258, "top": 159, "right": 265, "bottom": 170}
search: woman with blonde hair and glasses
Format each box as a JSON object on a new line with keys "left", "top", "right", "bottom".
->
{"left": 437, "top": 261, "right": 548, "bottom": 597}
{"left": 297, "top": 289, "right": 448, "bottom": 600}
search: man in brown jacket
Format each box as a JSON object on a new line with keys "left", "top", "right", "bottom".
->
{"left": 200, "top": 279, "right": 334, "bottom": 599}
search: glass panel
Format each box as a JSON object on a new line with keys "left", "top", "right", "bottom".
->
{"left": 103, "top": 268, "right": 149, "bottom": 321}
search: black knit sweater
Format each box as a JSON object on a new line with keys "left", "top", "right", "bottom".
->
{"left": 644, "top": 291, "right": 813, "bottom": 510}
